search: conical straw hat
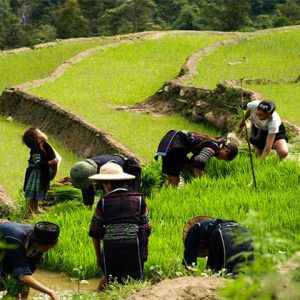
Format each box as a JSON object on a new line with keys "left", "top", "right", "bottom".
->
{"left": 182, "top": 215, "right": 213, "bottom": 257}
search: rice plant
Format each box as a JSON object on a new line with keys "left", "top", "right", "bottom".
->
{"left": 27, "top": 34, "right": 232, "bottom": 160}
{"left": 0, "top": 39, "right": 117, "bottom": 93}
{"left": 189, "top": 28, "right": 300, "bottom": 125}
{"left": 30, "top": 153, "right": 300, "bottom": 283}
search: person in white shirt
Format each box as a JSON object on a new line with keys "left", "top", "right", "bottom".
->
{"left": 239, "top": 100, "right": 288, "bottom": 159}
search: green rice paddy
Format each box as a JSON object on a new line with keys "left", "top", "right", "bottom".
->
{"left": 0, "top": 29, "right": 299, "bottom": 298}
{"left": 189, "top": 29, "right": 300, "bottom": 125}
{"left": 35, "top": 155, "right": 300, "bottom": 281}
{"left": 27, "top": 34, "right": 232, "bottom": 160}
{"left": 0, "top": 116, "right": 80, "bottom": 200}
{"left": 0, "top": 39, "right": 115, "bottom": 93}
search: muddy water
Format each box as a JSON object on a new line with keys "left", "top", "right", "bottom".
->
{"left": 29, "top": 269, "right": 99, "bottom": 297}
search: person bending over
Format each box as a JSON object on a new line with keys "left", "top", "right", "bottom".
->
{"left": 183, "top": 216, "right": 254, "bottom": 275}
{"left": 0, "top": 220, "right": 60, "bottom": 299}
{"left": 155, "top": 130, "right": 238, "bottom": 187}
{"left": 70, "top": 154, "right": 141, "bottom": 207}
{"left": 88, "top": 162, "right": 151, "bottom": 290}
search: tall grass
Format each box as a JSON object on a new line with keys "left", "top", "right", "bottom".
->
{"left": 0, "top": 117, "right": 81, "bottom": 200}
{"left": 0, "top": 39, "right": 115, "bottom": 93}
{"left": 28, "top": 34, "right": 232, "bottom": 160}
{"left": 191, "top": 30, "right": 300, "bottom": 88}
{"left": 35, "top": 154, "right": 300, "bottom": 281}
{"left": 189, "top": 29, "right": 300, "bottom": 125}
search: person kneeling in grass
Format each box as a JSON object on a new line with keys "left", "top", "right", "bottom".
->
{"left": 88, "top": 162, "right": 151, "bottom": 291}
{"left": 239, "top": 99, "right": 288, "bottom": 159}
{"left": 0, "top": 220, "right": 60, "bottom": 299}
{"left": 182, "top": 216, "right": 254, "bottom": 275}
{"left": 155, "top": 130, "right": 238, "bottom": 187}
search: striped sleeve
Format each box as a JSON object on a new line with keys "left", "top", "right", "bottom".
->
{"left": 191, "top": 147, "right": 216, "bottom": 170}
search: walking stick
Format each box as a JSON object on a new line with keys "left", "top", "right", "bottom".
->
{"left": 240, "top": 78, "right": 257, "bottom": 189}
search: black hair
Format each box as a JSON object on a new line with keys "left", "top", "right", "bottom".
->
{"left": 257, "top": 100, "right": 276, "bottom": 114}
{"left": 31, "top": 222, "right": 60, "bottom": 245}
{"left": 224, "top": 143, "right": 238, "bottom": 161}
{"left": 106, "top": 180, "right": 129, "bottom": 190}
{"left": 22, "top": 127, "right": 39, "bottom": 149}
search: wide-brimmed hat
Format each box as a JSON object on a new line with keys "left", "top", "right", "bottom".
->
{"left": 70, "top": 159, "right": 97, "bottom": 189}
{"left": 182, "top": 215, "right": 213, "bottom": 257}
{"left": 89, "top": 162, "right": 135, "bottom": 181}
{"left": 31, "top": 222, "right": 60, "bottom": 245}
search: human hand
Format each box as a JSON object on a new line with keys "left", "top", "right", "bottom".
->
{"left": 48, "top": 158, "right": 58, "bottom": 166}
{"left": 49, "top": 290, "right": 60, "bottom": 300}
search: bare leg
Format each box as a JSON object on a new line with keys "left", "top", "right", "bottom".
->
{"left": 167, "top": 175, "right": 180, "bottom": 187}
{"left": 28, "top": 200, "right": 38, "bottom": 214}
{"left": 97, "top": 276, "right": 107, "bottom": 291}
{"left": 273, "top": 139, "right": 288, "bottom": 159}
{"left": 191, "top": 168, "right": 205, "bottom": 178}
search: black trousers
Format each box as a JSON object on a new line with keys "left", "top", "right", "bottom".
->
{"left": 103, "top": 238, "right": 143, "bottom": 283}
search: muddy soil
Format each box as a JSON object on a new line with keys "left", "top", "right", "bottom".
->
{"left": 127, "top": 276, "right": 225, "bottom": 300}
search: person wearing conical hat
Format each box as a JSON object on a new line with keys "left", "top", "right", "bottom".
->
{"left": 0, "top": 220, "right": 60, "bottom": 299}
{"left": 239, "top": 99, "right": 288, "bottom": 159}
{"left": 70, "top": 154, "right": 141, "bottom": 207}
{"left": 182, "top": 216, "right": 254, "bottom": 275}
{"left": 155, "top": 130, "right": 238, "bottom": 187}
{"left": 88, "top": 162, "right": 151, "bottom": 290}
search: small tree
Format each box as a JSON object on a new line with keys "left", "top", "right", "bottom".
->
{"left": 56, "top": 0, "right": 89, "bottom": 38}
{"left": 276, "top": 0, "right": 300, "bottom": 24}
{"left": 222, "top": 0, "right": 251, "bottom": 31}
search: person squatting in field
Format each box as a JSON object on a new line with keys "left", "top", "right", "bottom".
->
{"left": 155, "top": 130, "right": 238, "bottom": 187}
{"left": 239, "top": 99, "right": 288, "bottom": 159}
{"left": 70, "top": 154, "right": 141, "bottom": 208}
{"left": 23, "top": 127, "right": 59, "bottom": 215}
{"left": 182, "top": 216, "right": 254, "bottom": 275}
{"left": 88, "top": 162, "right": 151, "bottom": 290}
{"left": 0, "top": 220, "right": 60, "bottom": 299}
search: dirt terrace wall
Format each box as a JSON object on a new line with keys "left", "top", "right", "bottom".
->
{"left": 0, "top": 184, "right": 14, "bottom": 216}
{"left": 132, "top": 82, "right": 262, "bottom": 133}
{"left": 0, "top": 89, "right": 135, "bottom": 158}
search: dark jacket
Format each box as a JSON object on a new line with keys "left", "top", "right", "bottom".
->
{"left": 184, "top": 219, "right": 254, "bottom": 274}
{"left": 0, "top": 222, "right": 42, "bottom": 279}
{"left": 89, "top": 188, "right": 151, "bottom": 262}
{"left": 155, "top": 130, "right": 226, "bottom": 159}
{"left": 23, "top": 143, "right": 55, "bottom": 193}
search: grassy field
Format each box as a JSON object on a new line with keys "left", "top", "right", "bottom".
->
{"left": 0, "top": 39, "right": 115, "bottom": 93}
{"left": 28, "top": 34, "right": 232, "bottom": 160}
{"left": 189, "top": 29, "right": 300, "bottom": 125}
{"left": 1, "top": 30, "right": 300, "bottom": 299}
{"left": 34, "top": 154, "right": 300, "bottom": 282}
{"left": 0, "top": 116, "right": 80, "bottom": 200}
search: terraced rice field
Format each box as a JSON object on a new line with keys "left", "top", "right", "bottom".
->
{"left": 27, "top": 34, "right": 232, "bottom": 160}
{"left": 0, "top": 38, "right": 115, "bottom": 92}
{"left": 189, "top": 29, "right": 300, "bottom": 125}
{"left": 0, "top": 28, "right": 299, "bottom": 299}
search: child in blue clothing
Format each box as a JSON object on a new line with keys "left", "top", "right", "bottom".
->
{"left": 22, "top": 128, "right": 58, "bottom": 214}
